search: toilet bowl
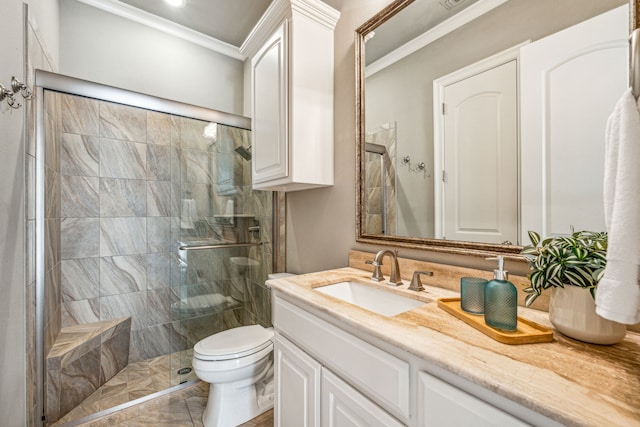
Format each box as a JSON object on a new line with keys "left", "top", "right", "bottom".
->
{"left": 192, "top": 272, "right": 295, "bottom": 426}
{"left": 192, "top": 324, "right": 275, "bottom": 427}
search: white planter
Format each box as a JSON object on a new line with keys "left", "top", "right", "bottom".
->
{"left": 549, "top": 286, "right": 626, "bottom": 345}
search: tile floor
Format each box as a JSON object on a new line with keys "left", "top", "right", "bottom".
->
{"left": 50, "top": 348, "right": 273, "bottom": 426}
{"left": 72, "top": 381, "right": 273, "bottom": 426}
{"left": 51, "top": 350, "right": 195, "bottom": 425}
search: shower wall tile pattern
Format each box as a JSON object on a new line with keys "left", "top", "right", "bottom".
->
{"left": 60, "top": 134, "right": 100, "bottom": 176}
{"left": 36, "top": 90, "right": 277, "bottom": 425}
{"left": 365, "top": 123, "right": 397, "bottom": 235}
{"left": 45, "top": 317, "right": 131, "bottom": 423}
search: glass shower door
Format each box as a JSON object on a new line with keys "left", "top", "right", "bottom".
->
{"left": 36, "top": 74, "right": 275, "bottom": 424}
{"left": 170, "top": 119, "right": 273, "bottom": 385}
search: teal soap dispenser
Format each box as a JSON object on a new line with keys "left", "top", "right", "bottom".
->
{"left": 484, "top": 256, "right": 518, "bottom": 331}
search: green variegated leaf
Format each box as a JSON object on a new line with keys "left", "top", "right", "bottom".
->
{"left": 520, "top": 248, "right": 539, "bottom": 257}
{"left": 563, "top": 270, "right": 589, "bottom": 287}
{"left": 571, "top": 247, "right": 588, "bottom": 260}
{"left": 547, "top": 245, "right": 563, "bottom": 259}
{"left": 525, "top": 293, "right": 538, "bottom": 307}
{"left": 558, "top": 237, "right": 575, "bottom": 246}
{"left": 548, "top": 277, "right": 565, "bottom": 288}
{"left": 546, "top": 263, "right": 563, "bottom": 281}
{"left": 528, "top": 230, "right": 541, "bottom": 246}
{"left": 593, "top": 267, "right": 605, "bottom": 282}
{"left": 541, "top": 237, "right": 554, "bottom": 247}
{"left": 573, "top": 265, "right": 595, "bottom": 284}
{"left": 530, "top": 270, "right": 544, "bottom": 288}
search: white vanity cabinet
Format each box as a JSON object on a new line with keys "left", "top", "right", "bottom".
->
{"left": 272, "top": 291, "right": 559, "bottom": 427}
{"left": 241, "top": 0, "right": 339, "bottom": 191}
{"left": 273, "top": 295, "right": 408, "bottom": 426}
{"left": 417, "top": 372, "right": 530, "bottom": 427}
{"left": 274, "top": 331, "right": 404, "bottom": 427}
{"left": 321, "top": 369, "right": 405, "bottom": 427}
{"left": 274, "top": 333, "right": 321, "bottom": 427}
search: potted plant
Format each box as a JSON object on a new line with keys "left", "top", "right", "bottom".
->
{"left": 520, "top": 230, "right": 626, "bottom": 344}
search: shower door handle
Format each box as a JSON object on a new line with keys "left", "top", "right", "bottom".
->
{"left": 178, "top": 242, "right": 263, "bottom": 251}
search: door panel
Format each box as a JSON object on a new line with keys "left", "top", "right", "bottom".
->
{"left": 275, "top": 333, "right": 321, "bottom": 427}
{"left": 520, "top": 5, "right": 628, "bottom": 239}
{"left": 442, "top": 60, "right": 518, "bottom": 244}
{"left": 321, "top": 369, "right": 403, "bottom": 427}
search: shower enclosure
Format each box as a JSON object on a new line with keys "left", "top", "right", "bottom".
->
{"left": 33, "top": 71, "right": 278, "bottom": 425}
{"left": 364, "top": 123, "right": 397, "bottom": 235}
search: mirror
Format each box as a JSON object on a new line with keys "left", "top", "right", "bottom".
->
{"left": 356, "top": 0, "right": 638, "bottom": 256}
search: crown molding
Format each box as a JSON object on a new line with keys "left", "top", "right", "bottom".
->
{"left": 240, "top": 0, "right": 290, "bottom": 58}
{"left": 76, "top": 0, "right": 245, "bottom": 60}
{"left": 365, "top": 0, "right": 508, "bottom": 77}
{"left": 240, "top": 0, "right": 340, "bottom": 58}
{"left": 291, "top": 0, "right": 340, "bottom": 31}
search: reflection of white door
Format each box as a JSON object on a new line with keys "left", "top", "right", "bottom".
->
{"left": 439, "top": 60, "right": 518, "bottom": 244}
{"left": 520, "top": 5, "right": 628, "bottom": 241}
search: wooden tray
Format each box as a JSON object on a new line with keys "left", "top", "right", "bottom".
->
{"left": 437, "top": 298, "right": 553, "bottom": 344}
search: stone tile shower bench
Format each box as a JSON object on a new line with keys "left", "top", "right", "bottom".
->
{"left": 46, "top": 317, "right": 131, "bottom": 423}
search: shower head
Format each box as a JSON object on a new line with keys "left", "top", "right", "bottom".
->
{"left": 234, "top": 145, "right": 252, "bottom": 161}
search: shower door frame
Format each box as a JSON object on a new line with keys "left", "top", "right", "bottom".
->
{"left": 33, "top": 69, "right": 286, "bottom": 426}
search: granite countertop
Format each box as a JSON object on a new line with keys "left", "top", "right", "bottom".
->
{"left": 267, "top": 267, "right": 640, "bottom": 427}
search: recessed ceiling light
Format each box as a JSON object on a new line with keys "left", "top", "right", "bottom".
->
{"left": 165, "top": 0, "right": 186, "bottom": 8}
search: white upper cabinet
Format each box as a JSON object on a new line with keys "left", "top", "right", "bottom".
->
{"left": 241, "top": 0, "right": 340, "bottom": 191}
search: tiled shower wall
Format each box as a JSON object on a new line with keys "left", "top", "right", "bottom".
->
{"left": 364, "top": 123, "right": 397, "bottom": 235}
{"left": 46, "top": 92, "right": 274, "bottom": 365}
{"left": 26, "top": 28, "right": 276, "bottom": 427}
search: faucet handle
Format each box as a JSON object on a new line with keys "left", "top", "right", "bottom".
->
{"left": 408, "top": 270, "right": 433, "bottom": 292}
{"left": 365, "top": 259, "right": 385, "bottom": 282}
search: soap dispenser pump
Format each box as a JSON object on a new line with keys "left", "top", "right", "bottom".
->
{"left": 484, "top": 256, "right": 518, "bottom": 331}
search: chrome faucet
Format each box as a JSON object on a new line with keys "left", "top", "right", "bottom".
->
{"left": 408, "top": 270, "right": 433, "bottom": 292}
{"left": 366, "top": 249, "right": 402, "bottom": 286}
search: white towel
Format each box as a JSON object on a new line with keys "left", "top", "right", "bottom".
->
{"left": 595, "top": 88, "right": 640, "bottom": 324}
{"left": 180, "top": 199, "right": 197, "bottom": 229}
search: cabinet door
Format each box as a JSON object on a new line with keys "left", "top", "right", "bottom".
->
{"left": 321, "top": 369, "right": 404, "bottom": 427}
{"left": 418, "top": 372, "right": 530, "bottom": 427}
{"left": 251, "top": 21, "right": 289, "bottom": 185}
{"left": 275, "top": 332, "right": 321, "bottom": 427}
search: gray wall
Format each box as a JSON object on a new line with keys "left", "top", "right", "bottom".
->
{"left": 0, "top": 0, "right": 27, "bottom": 417}
{"left": 0, "top": 1, "right": 59, "bottom": 424}
{"left": 59, "top": 0, "right": 245, "bottom": 115}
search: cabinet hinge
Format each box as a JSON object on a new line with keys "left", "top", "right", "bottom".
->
{"left": 442, "top": 103, "right": 446, "bottom": 115}
{"left": 442, "top": 170, "right": 447, "bottom": 182}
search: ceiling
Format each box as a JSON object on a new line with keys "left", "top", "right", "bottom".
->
{"left": 117, "top": 0, "right": 345, "bottom": 47}
{"left": 365, "top": 0, "right": 480, "bottom": 64}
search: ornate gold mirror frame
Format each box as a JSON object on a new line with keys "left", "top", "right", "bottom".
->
{"left": 355, "top": 0, "right": 640, "bottom": 258}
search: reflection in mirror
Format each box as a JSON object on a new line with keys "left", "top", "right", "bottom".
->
{"left": 356, "top": 0, "right": 634, "bottom": 256}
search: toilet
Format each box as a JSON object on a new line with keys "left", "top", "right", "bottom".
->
{"left": 192, "top": 273, "right": 295, "bottom": 427}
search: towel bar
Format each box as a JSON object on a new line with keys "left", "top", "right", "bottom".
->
{"left": 631, "top": 28, "right": 640, "bottom": 99}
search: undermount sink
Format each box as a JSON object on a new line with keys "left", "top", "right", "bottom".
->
{"left": 315, "top": 281, "right": 427, "bottom": 317}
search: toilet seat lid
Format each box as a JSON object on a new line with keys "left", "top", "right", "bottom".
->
{"left": 194, "top": 325, "right": 273, "bottom": 361}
